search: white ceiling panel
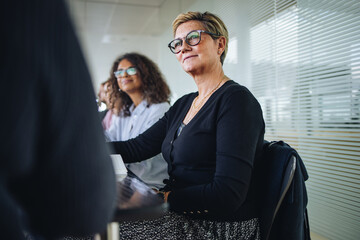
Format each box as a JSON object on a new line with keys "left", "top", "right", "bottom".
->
{"left": 87, "top": 0, "right": 165, "bottom": 7}
{"left": 107, "top": 4, "right": 161, "bottom": 35}
{"left": 66, "top": 0, "right": 196, "bottom": 37}
{"left": 85, "top": 2, "right": 116, "bottom": 33}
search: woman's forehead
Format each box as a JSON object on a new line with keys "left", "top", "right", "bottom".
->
{"left": 175, "top": 20, "right": 204, "bottom": 38}
{"left": 117, "top": 58, "right": 132, "bottom": 69}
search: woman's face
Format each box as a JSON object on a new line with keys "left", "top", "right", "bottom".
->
{"left": 116, "top": 58, "right": 143, "bottom": 95}
{"left": 98, "top": 83, "right": 106, "bottom": 102}
{"left": 174, "top": 20, "right": 221, "bottom": 75}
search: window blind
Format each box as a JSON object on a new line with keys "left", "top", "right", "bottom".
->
{"left": 249, "top": 0, "right": 360, "bottom": 239}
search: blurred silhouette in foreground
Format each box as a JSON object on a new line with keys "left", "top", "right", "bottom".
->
{"left": 0, "top": 0, "right": 117, "bottom": 239}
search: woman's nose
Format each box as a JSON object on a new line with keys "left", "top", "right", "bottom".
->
{"left": 180, "top": 41, "right": 191, "bottom": 53}
{"left": 121, "top": 70, "right": 128, "bottom": 77}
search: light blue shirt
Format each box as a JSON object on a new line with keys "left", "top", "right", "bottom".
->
{"left": 105, "top": 100, "right": 170, "bottom": 188}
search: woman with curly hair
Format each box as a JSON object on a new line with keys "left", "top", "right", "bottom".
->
{"left": 105, "top": 52, "right": 171, "bottom": 189}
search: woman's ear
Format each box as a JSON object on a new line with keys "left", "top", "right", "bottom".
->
{"left": 217, "top": 36, "right": 226, "bottom": 55}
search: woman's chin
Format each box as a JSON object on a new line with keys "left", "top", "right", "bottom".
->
{"left": 182, "top": 64, "right": 197, "bottom": 74}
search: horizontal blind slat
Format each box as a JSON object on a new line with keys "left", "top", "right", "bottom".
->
{"left": 250, "top": 1, "right": 360, "bottom": 239}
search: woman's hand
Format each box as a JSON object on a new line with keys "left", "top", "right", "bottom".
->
{"left": 152, "top": 188, "right": 171, "bottom": 203}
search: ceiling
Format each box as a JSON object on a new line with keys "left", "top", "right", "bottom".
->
{"left": 66, "top": 0, "right": 196, "bottom": 38}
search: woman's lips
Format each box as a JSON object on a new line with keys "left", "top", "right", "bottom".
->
{"left": 183, "top": 55, "right": 197, "bottom": 62}
{"left": 121, "top": 79, "right": 132, "bottom": 85}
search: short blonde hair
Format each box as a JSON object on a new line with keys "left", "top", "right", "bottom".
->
{"left": 172, "top": 11, "right": 228, "bottom": 65}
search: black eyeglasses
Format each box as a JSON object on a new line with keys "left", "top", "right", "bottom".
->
{"left": 114, "top": 67, "right": 137, "bottom": 78}
{"left": 168, "top": 30, "right": 220, "bottom": 54}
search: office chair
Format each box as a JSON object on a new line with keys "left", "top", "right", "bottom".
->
{"left": 259, "top": 141, "right": 310, "bottom": 240}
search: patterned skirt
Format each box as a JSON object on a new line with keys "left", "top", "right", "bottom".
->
{"left": 118, "top": 211, "right": 260, "bottom": 240}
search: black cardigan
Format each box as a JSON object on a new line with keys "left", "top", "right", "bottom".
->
{"left": 110, "top": 80, "right": 265, "bottom": 221}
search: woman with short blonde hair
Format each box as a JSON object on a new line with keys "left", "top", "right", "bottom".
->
{"left": 172, "top": 11, "right": 229, "bottom": 65}
{"left": 111, "top": 11, "right": 264, "bottom": 239}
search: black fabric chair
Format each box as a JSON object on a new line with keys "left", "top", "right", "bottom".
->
{"left": 258, "top": 141, "right": 311, "bottom": 240}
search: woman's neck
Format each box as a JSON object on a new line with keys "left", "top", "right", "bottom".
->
{"left": 187, "top": 60, "right": 227, "bottom": 97}
{"left": 128, "top": 91, "right": 144, "bottom": 108}
{"left": 193, "top": 71, "right": 228, "bottom": 98}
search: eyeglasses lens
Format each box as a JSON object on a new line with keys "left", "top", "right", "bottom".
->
{"left": 170, "top": 31, "right": 201, "bottom": 54}
{"left": 186, "top": 31, "right": 200, "bottom": 45}
{"left": 170, "top": 40, "right": 182, "bottom": 53}
{"left": 127, "top": 67, "right": 137, "bottom": 76}
{"left": 114, "top": 67, "right": 137, "bottom": 77}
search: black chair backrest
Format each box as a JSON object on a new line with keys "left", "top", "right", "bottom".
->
{"left": 274, "top": 155, "right": 296, "bottom": 222}
{"left": 259, "top": 141, "right": 310, "bottom": 240}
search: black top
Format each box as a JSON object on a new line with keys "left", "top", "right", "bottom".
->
{"left": 1, "top": 0, "right": 116, "bottom": 239}
{"left": 110, "top": 80, "right": 265, "bottom": 221}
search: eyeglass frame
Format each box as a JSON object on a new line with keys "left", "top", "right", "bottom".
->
{"left": 168, "top": 30, "right": 221, "bottom": 54}
{"left": 114, "top": 67, "right": 137, "bottom": 78}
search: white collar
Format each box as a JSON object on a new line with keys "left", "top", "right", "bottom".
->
{"left": 130, "top": 99, "right": 148, "bottom": 116}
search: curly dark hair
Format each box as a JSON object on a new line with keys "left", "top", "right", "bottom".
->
{"left": 108, "top": 52, "right": 171, "bottom": 116}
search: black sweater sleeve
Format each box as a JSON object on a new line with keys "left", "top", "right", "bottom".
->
{"left": 108, "top": 107, "right": 169, "bottom": 163}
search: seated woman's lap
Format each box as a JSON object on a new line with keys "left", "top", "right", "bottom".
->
{"left": 118, "top": 211, "right": 260, "bottom": 240}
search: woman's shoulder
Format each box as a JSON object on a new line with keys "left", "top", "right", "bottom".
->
{"left": 149, "top": 101, "right": 170, "bottom": 108}
{"left": 147, "top": 101, "right": 170, "bottom": 112}
{"left": 220, "top": 80, "right": 261, "bottom": 106}
{"left": 171, "top": 92, "right": 197, "bottom": 108}
{"left": 222, "top": 80, "right": 256, "bottom": 99}
{"left": 223, "top": 80, "right": 251, "bottom": 94}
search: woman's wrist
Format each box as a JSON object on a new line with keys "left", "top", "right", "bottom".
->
{"left": 163, "top": 191, "right": 171, "bottom": 203}
{"left": 155, "top": 190, "right": 171, "bottom": 203}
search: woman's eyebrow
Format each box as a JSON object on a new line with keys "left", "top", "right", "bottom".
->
{"left": 117, "top": 66, "right": 135, "bottom": 70}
